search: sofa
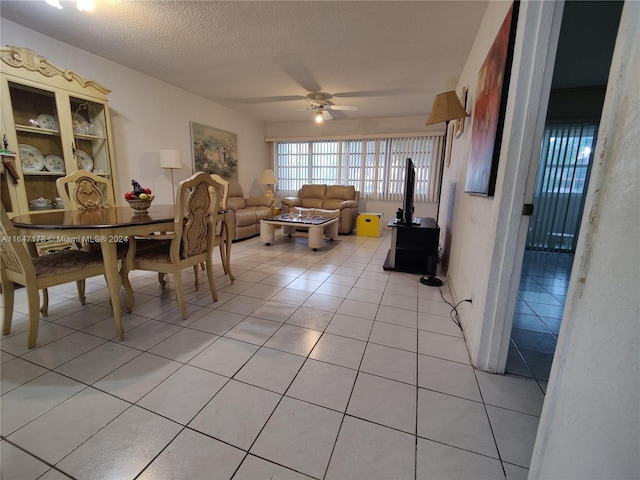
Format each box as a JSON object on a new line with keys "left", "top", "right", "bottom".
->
{"left": 280, "top": 184, "right": 359, "bottom": 234}
{"left": 224, "top": 181, "right": 274, "bottom": 241}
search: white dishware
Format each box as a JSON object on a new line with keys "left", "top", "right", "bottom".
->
{"left": 30, "top": 197, "right": 51, "bottom": 207}
{"left": 44, "top": 154, "right": 65, "bottom": 172}
{"left": 37, "top": 113, "right": 59, "bottom": 131}
{"left": 72, "top": 112, "right": 89, "bottom": 134}
{"left": 19, "top": 144, "right": 45, "bottom": 172}
{"left": 76, "top": 149, "right": 94, "bottom": 171}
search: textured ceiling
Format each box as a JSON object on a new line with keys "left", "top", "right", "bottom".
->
{"left": 0, "top": 0, "right": 488, "bottom": 124}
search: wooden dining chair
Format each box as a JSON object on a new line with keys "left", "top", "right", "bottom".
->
{"left": 210, "top": 174, "right": 234, "bottom": 281}
{"left": 0, "top": 204, "right": 107, "bottom": 348}
{"left": 125, "top": 172, "right": 223, "bottom": 319}
{"left": 56, "top": 170, "right": 115, "bottom": 210}
{"left": 55, "top": 170, "right": 141, "bottom": 312}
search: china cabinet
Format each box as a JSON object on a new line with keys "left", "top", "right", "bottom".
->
{"left": 1, "top": 46, "right": 117, "bottom": 217}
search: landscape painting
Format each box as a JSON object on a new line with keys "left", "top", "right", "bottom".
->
{"left": 191, "top": 122, "right": 238, "bottom": 181}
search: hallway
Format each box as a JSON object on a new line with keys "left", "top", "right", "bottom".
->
{"left": 506, "top": 251, "right": 574, "bottom": 388}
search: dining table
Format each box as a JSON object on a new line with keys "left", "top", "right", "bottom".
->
{"left": 11, "top": 205, "right": 176, "bottom": 339}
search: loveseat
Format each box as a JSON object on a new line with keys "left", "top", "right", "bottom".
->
{"left": 224, "top": 181, "right": 274, "bottom": 241}
{"left": 280, "top": 184, "right": 359, "bottom": 234}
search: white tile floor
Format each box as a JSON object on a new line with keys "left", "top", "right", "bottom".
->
{"left": 1, "top": 231, "right": 544, "bottom": 479}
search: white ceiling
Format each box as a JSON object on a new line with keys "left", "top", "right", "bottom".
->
{"left": 0, "top": 0, "right": 488, "bottom": 124}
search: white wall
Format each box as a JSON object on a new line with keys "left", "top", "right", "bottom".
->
{"left": 529, "top": 2, "right": 640, "bottom": 478}
{"left": 435, "top": 1, "right": 517, "bottom": 363}
{"left": 1, "top": 19, "right": 268, "bottom": 205}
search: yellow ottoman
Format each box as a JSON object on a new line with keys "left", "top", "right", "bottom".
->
{"left": 357, "top": 213, "right": 383, "bottom": 237}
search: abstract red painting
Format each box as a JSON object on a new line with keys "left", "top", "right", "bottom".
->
{"left": 465, "top": 2, "right": 519, "bottom": 196}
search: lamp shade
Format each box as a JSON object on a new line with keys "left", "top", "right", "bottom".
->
{"left": 258, "top": 169, "right": 278, "bottom": 185}
{"left": 159, "top": 149, "right": 182, "bottom": 169}
{"left": 425, "top": 91, "right": 470, "bottom": 126}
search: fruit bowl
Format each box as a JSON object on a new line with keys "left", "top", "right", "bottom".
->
{"left": 126, "top": 198, "right": 152, "bottom": 214}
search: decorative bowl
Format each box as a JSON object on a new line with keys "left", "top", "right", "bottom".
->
{"left": 126, "top": 198, "right": 152, "bottom": 214}
{"left": 30, "top": 197, "right": 52, "bottom": 207}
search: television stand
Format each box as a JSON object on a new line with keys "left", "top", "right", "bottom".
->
{"left": 383, "top": 217, "right": 439, "bottom": 276}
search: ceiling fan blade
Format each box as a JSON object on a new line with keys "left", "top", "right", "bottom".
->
{"left": 225, "top": 95, "right": 306, "bottom": 105}
{"left": 324, "top": 110, "right": 334, "bottom": 120}
{"left": 330, "top": 105, "right": 358, "bottom": 111}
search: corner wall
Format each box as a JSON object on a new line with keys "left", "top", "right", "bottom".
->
{"left": 0, "top": 19, "right": 268, "bottom": 204}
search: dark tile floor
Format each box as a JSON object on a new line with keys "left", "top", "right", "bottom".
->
{"left": 506, "top": 251, "right": 574, "bottom": 388}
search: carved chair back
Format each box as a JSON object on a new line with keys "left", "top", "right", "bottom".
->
{"left": 56, "top": 170, "right": 115, "bottom": 210}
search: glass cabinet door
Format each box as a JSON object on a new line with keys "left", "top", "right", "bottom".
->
{"left": 70, "top": 97, "right": 112, "bottom": 180}
{"left": 7, "top": 81, "right": 66, "bottom": 211}
{"left": 1, "top": 47, "right": 117, "bottom": 216}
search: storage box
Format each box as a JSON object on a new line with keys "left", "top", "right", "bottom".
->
{"left": 357, "top": 213, "right": 383, "bottom": 237}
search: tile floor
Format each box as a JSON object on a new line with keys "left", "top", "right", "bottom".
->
{"left": 1, "top": 231, "right": 545, "bottom": 479}
{"left": 506, "top": 251, "right": 573, "bottom": 386}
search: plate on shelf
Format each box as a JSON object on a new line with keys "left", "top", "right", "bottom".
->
{"left": 37, "top": 114, "right": 59, "bottom": 131}
{"left": 19, "top": 144, "right": 45, "bottom": 172}
{"left": 72, "top": 112, "right": 90, "bottom": 134}
{"left": 44, "top": 154, "right": 65, "bottom": 173}
{"left": 76, "top": 149, "right": 93, "bottom": 171}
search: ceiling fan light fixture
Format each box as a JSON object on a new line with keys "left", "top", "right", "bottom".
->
{"left": 45, "top": 0, "right": 63, "bottom": 8}
{"left": 76, "top": 0, "right": 94, "bottom": 11}
{"left": 315, "top": 111, "right": 324, "bottom": 123}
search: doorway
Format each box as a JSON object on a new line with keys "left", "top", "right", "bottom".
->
{"left": 505, "top": 0, "right": 624, "bottom": 384}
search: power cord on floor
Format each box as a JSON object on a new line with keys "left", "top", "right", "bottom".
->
{"left": 437, "top": 287, "right": 472, "bottom": 331}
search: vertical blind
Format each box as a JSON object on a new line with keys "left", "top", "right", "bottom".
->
{"left": 526, "top": 123, "right": 597, "bottom": 252}
{"left": 271, "top": 134, "right": 442, "bottom": 201}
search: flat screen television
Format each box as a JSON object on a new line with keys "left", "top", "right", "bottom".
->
{"left": 402, "top": 157, "right": 418, "bottom": 224}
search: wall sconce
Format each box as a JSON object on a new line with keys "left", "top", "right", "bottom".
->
{"left": 159, "top": 149, "right": 182, "bottom": 205}
{"left": 258, "top": 169, "right": 278, "bottom": 200}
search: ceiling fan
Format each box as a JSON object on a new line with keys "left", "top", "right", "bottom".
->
{"left": 301, "top": 92, "right": 358, "bottom": 122}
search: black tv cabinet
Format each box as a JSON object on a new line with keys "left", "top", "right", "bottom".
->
{"left": 383, "top": 217, "right": 439, "bottom": 275}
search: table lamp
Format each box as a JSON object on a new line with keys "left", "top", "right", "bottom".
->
{"left": 258, "top": 169, "right": 278, "bottom": 201}
{"left": 159, "top": 149, "right": 182, "bottom": 205}
{"left": 420, "top": 90, "right": 469, "bottom": 287}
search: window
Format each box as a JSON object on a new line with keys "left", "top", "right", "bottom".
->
{"left": 539, "top": 124, "right": 597, "bottom": 194}
{"left": 271, "top": 134, "right": 443, "bottom": 201}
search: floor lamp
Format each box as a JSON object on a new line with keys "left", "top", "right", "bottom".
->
{"left": 420, "top": 91, "right": 469, "bottom": 287}
{"left": 159, "top": 149, "right": 182, "bottom": 205}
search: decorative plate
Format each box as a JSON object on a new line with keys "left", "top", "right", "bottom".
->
{"left": 37, "top": 113, "right": 59, "bottom": 131}
{"left": 44, "top": 154, "right": 65, "bottom": 173}
{"left": 72, "top": 112, "right": 90, "bottom": 134}
{"left": 19, "top": 144, "right": 45, "bottom": 172}
{"left": 76, "top": 149, "right": 94, "bottom": 171}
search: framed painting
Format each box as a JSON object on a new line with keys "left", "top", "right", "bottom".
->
{"left": 465, "top": 2, "right": 519, "bottom": 196}
{"left": 454, "top": 86, "right": 468, "bottom": 139}
{"left": 190, "top": 122, "right": 238, "bottom": 181}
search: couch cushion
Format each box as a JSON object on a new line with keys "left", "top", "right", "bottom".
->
{"left": 235, "top": 208, "right": 257, "bottom": 227}
{"left": 298, "top": 184, "right": 326, "bottom": 200}
{"left": 326, "top": 185, "right": 355, "bottom": 201}
{"left": 226, "top": 181, "right": 247, "bottom": 210}
{"left": 228, "top": 181, "right": 244, "bottom": 198}
{"left": 228, "top": 196, "right": 247, "bottom": 210}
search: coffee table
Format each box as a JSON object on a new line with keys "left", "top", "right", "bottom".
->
{"left": 260, "top": 214, "right": 339, "bottom": 250}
